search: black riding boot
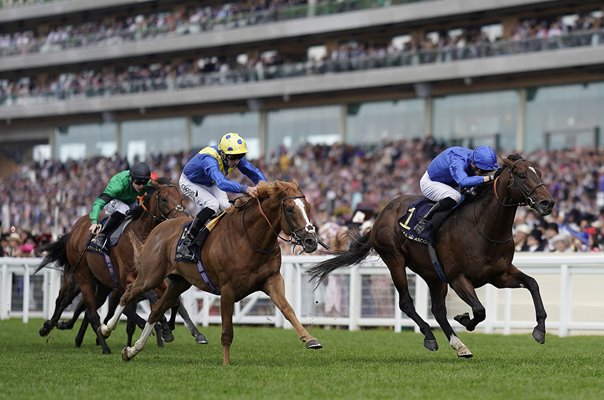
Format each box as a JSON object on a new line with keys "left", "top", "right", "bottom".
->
{"left": 176, "top": 207, "right": 215, "bottom": 261}
{"left": 414, "top": 197, "right": 457, "bottom": 234}
{"left": 93, "top": 212, "right": 126, "bottom": 252}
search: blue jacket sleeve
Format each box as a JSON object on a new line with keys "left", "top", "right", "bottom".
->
{"left": 237, "top": 158, "right": 267, "bottom": 184}
{"left": 201, "top": 157, "right": 246, "bottom": 193}
{"left": 449, "top": 155, "right": 484, "bottom": 188}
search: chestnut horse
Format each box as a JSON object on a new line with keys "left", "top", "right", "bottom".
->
{"left": 100, "top": 180, "right": 322, "bottom": 364}
{"left": 309, "top": 155, "right": 555, "bottom": 358}
{"left": 36, "top": 178, "right": 197, "bottom": 353}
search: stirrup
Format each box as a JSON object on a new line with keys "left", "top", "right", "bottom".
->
{"left": 176, "top": 240, "right": 195, "bottom": 261}
{"left": 414, "top": 219, "right": 427, "bottom": 234}
{"left": 91, "top": 235, "right": 107, "bottom": 252}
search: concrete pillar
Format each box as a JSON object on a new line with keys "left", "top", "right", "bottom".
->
{"left": 516, "top": 89, "right": 526, "bottom": 152}
{"left": 423, "top": 97, "right": 433, "bottom": 138}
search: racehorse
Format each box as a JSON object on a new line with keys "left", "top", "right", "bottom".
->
{"left": 99, "top": 180, "right": 322, "bottom": 365}
{"left": 36, "top": 178, "right": 205, "bottom": 353}
{"left": 309, "top": 155, "right": 554, "bottom": 358}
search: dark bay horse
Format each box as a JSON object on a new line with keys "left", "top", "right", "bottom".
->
{"left": 36, "top": 179, "right": 200, "bottom": 353}
{"left": 309, "top": 155, "right": 554, "bottom": 358}
{"left": 99, "top": 180, "right": 322, "bottom": 365}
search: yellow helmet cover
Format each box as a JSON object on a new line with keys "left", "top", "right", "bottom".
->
{"left": 218, "top": 133, "right": 248, "bottom": 155}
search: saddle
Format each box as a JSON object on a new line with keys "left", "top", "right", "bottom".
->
{"left": 174, "top": 213, "right": 225, "bottom": 264}
{"left": 86, "top": 216, "right": 133, "bottom": 254}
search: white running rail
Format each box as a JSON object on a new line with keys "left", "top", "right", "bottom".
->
{"left": 1, "top": 253, "right": 603, "bottom": 336}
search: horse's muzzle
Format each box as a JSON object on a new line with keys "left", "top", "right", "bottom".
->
{"left": 536, "top": 199, "right": 554, "bottom": 216}
{"left": 303, "top": 234, "right": 318, "bottom": 253}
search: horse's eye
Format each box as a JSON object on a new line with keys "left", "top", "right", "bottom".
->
{"left": 287, "top": 206, "right": 294, "bottom": 213}
{"left": 519, "top": 174, "right": 526, "bottom": 179}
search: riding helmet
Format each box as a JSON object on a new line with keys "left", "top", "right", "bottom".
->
{"left": 130, "top": 162, "right": 152, "bottom": 181}
{"left": 218, "top": 133, "right": 248, "bottom": 155}
{"left": 470, "top": 146, "right": 499, "bottom": 171}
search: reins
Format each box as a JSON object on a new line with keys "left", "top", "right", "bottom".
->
{"left": 474, "top": 158, "right": 548, "bottom": 244}
{"left": 137, "top": 184, "right": 189, "bottom": 223}
{"left": 238, "top": 193, "right": 310, "bottom": 254}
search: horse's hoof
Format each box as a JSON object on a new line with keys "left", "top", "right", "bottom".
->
{"left": 195, "top": 334, "right": 208, "bottom": 345}
{"left": 97, "top": 324, "right": 111, "bottom": 338}
{"left": 57, "top": 322, "right": 69, "bottom": 330}
{"left": 162, "top": 330, "right": 174, "bottom": 343}
{"left": 75, "top": 340, "right": 83, "bottom": 348}
{"left": 102, "top": 347, "right": 112, "bottom": 355}
{"left": 532, "top": 328, "right": 546, "bottom": 344}
{"left": 424, "top": 339, "right": 439, "bottom": 352}
{"left": 305, "top": 339, "right": 322, "bottom": 349}
{"left": 121, "top": 347, "right": 133, "bottom": 361}
{"left": 454, "top": 312, "right": 471, "bottom": 328}
{"left": 457, "top": 349, "right": 473, "bottom": 359}
{"left": 39, "top": 326, "right": 50, "bottom": 337}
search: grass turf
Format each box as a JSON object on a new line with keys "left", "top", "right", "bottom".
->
{"left": 0, "top": 319, "right": 602, "bottom": 400}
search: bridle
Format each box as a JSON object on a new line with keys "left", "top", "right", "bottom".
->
{"left": 137, "top": 184, "right": 190, "bottom": 223}
{"left": 239, "top": 194, "right": 315, "bottom": 254}
{"left": 473, "top": 158, "right": 548, "bottom": 244}
{"left": 493, "top": 158, "right": 548, "bottom": 209}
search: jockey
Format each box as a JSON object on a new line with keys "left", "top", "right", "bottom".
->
{"left": 176, "top": 132, "right": 267, "bottom": 260}
{"left": 414, "top": 145, "right": 499, "bottom": 234}
{"left": 89, "top": 162, "right": 153, "bottom": 251}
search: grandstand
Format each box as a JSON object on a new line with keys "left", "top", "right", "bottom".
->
{"left": 0, "top": 0, "right": 603, "bottom": 164}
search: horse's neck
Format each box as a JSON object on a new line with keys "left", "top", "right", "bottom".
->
{"left": 129, "top": 211, "right": 157, "bottom": 238}
{"left": 473, "top": 182, "right": 517, "bottom": 241}
{"left": 242, "top": 198, "right": 281, "bottom": 250}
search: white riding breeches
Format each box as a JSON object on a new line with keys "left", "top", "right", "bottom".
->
{"left": 419, "top": 171, "right": 462, "bottom": 203}
{"left": 179, "top": 174, "right": 230, "bottom": 213}
{"left": 104, "top": 199, "right": 132, "bottom": 215}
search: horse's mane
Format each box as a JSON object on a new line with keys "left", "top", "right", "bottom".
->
{"left": 226, "top": 180, "right": 297, "bottom": 214}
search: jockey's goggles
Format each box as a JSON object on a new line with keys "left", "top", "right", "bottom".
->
{"left": 226, "top": 153, "right": 245, "bottom": 161}
{"left": 133, "top": 179, "right": 149, "bottom": 185}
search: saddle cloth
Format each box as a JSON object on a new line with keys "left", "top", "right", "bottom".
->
{"left": 398, "top": 199, "right": 436, "bottom": 246}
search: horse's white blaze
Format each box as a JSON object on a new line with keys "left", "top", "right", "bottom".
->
{"left": 294, "top": 198, "right": 315, "bottom": 233}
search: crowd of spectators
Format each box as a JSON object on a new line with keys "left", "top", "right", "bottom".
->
{"left": 1, "top": 10, "right": 603, "bottom": 107}
{"left": 2, "top": 137, "right": 604, "bottom": 258}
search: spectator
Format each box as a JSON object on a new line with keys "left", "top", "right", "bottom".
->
{"left": 514, "top": 224, "right": 531, "bottom": 251}
{"left": 551, "top": 234, "right": 574, "bottom": 252}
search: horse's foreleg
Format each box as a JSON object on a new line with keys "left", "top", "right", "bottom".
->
{"left": 178, "top": 299, "right": 208, "bottom": 344}
{"left": 121, "top": 275, "right": 188, "bottom": 361}
{"left": 429, "top": 281, "right": 473, "bottom": 358}
{"left": 449, "top": 277, "right": 486, "bottom": 332}
{"left": 381, "top": 253, "right": 437, "bottom": 351}
{"left": 493, "top": 265, "right": 547, "bottom": 344}
{"left": 99, "top": 283, "right": 138, "bottom": 337}
{"left": 263, "top": 274, "right": 321, "bottom": 350}
{"left": 220, "top": 287, "right": 235, "bottom": 366}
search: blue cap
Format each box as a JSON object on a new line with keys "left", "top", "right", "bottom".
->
{"left": 470, "top": 146, "right": 499, "bottom": 171}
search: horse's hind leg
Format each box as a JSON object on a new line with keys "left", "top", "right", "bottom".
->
{"left": 39, "top": 273, "right": 80, "bottom": 336}
{"left": 429, "top": 281, "right": 473, "bottom": 358}
{"left": 177, "top": 298, "right": 208, "bottom": 344}
{"left": 492, "top": 265, "right": 547, "bottom": 344}
{"left": 380, "top": 252, "right": 438, "bottom": 351}
{"left": 122, "top": 275, "right": 190, "bottom": 362}
{"left": 77, "top": 272, "right": 112, "bottom": 354}
{"left": 263, "top": 274, "right": 321, "bottom": 350}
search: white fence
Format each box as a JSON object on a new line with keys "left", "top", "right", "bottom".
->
{"left": 1, "top": 254, "right": 603, "bottom": 336}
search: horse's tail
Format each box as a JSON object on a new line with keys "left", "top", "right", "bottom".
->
{"left": 127, "top": 231, "right": 144, "bottom": 272}
{"left": 307, "top": 231, "right": 373, "bottom": 287}
{"left": 34, "top": 233, "right": 70, "bottom": 274}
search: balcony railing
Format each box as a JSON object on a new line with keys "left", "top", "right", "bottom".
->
{"left": 0, "top": 0, "right": 430, "bottom": 57}
{"left": 1, "top": 29, "right": 602, "bottom": 108}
